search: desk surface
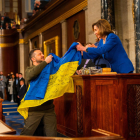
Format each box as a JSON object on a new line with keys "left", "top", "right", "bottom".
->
{"left": 0, "top": 120, "right": 16, "bottom": 134}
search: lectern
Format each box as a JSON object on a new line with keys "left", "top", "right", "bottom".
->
{"left": 0, "top": 99, "right": 3, "bottom": 120}
{"left": 54, "top": 74, "right": 140, "bottom": 140}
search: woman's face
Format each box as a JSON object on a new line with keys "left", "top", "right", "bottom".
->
{"left": 93, "top": 25, "right": 101, "bottom": 39}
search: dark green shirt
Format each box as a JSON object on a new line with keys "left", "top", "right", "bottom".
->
{"left": 25, "top": 61, "right": 54, "bottom": 112}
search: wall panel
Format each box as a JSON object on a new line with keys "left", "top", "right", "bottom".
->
{"left": 42, "top": 23, "right": 62, "bottom": 57}
{"left": 67, "top": 10, "right": 86, "bottom": 49}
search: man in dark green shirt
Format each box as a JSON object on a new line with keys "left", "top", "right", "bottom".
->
{"left": 20, "top": 48, "right": 57, "bottom": 136}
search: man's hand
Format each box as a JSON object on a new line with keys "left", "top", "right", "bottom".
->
{"left": 76, "top": 70, "right": 82, "bottom": 75}
{"left": 76, "top": 42, "right": 86, "bottom": 52}
{"left": 45, "top": 55, "right": 53, "bottom": 64}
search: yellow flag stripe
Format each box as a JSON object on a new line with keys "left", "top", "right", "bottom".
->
{"left": 17, "top": 61, "right": 78, "bottom": 119}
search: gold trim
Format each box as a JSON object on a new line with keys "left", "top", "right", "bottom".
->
{"left": 44, "top": 36, "right": 59, "bottom": 58}
{"left": 25, "top": 0, "right": 87, "bottom": 42}
{"left": 17, "top": 29, "right": 22, "bottom": 32}
{"left": 19, "top": 39, "right": 24, "bottom": 44}
{"left": 0, "top": 41, "right": 19, "bottom": 47}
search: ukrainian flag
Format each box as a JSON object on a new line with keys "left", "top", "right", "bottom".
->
{"left": 17, "top": 42, "right": 81, "bottom": 119}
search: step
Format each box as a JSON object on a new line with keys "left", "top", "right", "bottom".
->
{"left": 3, "top": 111, "right": 19, "bottom": 116}
{"left": 3, "top": 107, "right": 17, "bottom": 112}
{"left": 2, "top": 103, "right": 18, "bottom": 108}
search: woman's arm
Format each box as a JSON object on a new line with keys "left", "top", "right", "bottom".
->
{"left": 87, "top": 34, "right": 118, "bottom": 55}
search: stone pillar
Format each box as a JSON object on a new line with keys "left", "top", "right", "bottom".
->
{"left": 61, "top": 20, "right": 67, "bottom": 56}
{"left": 87, "top": 0, "right": 101, "bottom": 43}
{"left": 29, "top": 39, "right": 32, "bottom": 66}
{"left": 39, "top": 33, "right": 43, "bottom": 51}
{"left": 134, "top": 0, "right": 140, "bottom": 73}
{"left": 83, "top": 6, "right": 89, "bottom": 43}
{"left": 101, "top": 0, "right": 115, "bottom": 30}
{"left": 19, "top": 40, "right": 25, "bottom": 77}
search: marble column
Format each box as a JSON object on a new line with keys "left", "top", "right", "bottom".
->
{"left": 101, "top": 0, "right": 115, "bottom": 30}
{"left": 61, "top": 20, "right": 67, "bottom": 56}
{"left": 29, "top": 39, "right": 32, "bottom": 66}
{"left": 83, "top": 6, "right": 89, "bottom": 43}
{"left": 87, "top": 0, "right": 101, "bottom": 43}
{"left": 134, "top": 0, "right": 140, "bottom": 73}
{"left": 19, "top": 42, "right": 25, "bottom": 77}
{"left": 39, "top": 33, "right": 43, "bottom": 51}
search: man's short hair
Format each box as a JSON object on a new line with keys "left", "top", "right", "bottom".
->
{"left": 29, "top": 48, "right": 40, "bottom": 62}
{"left": 18, "top": 73, "right": 22, "bottom": 75}
{"left": 20, "top": 79, "right": 24, "bottom": 83}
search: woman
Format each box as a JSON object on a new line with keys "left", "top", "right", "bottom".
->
{"left": 76, "top": 19, "right": 134, "bottom": 73}
{"left": 8, "top": 74, "right": 15, "bottom": 102}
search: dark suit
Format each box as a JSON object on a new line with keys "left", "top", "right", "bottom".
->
{"left": 19, "top": 77, "right": 25, "bottom": 83}
{"left": 13, "top": 78, "right": 20, "bottom": 102}
{"left": 18, "top": 84, "right": 27, "bottom": 101}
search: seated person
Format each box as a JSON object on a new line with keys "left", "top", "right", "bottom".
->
{"left": 11, "top": 21, "right": 16, "bottom": 29}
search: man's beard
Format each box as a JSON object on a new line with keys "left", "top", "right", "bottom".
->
{"left": 36, "top": 59, "right": 44, "bottom": 64}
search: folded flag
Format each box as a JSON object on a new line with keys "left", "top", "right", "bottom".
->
{"left": 17, "top": 42, "right": 81, "bottom": 119}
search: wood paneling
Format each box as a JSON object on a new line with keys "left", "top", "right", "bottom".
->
{"left": 0, "top": 135, "right": 124, "bottom": 140}
{"left": 0, "top": 45, "right": 18, "bottom": 76}
{"left": 42, "top": 23, "right": 62, "bottom": 57}
{"left": 0, "top": 29, "right": 19, "bottom": 76}
{"left": 23, "top": 0, "right": 86, "bottom": 38}
{"left": 54, "top": 74, "right": 140, "bottom": 140}
{"left": 67, "top": 10, "right": 86, "bottom": 49}
{"left": 0, "top": 99, "right": 3, "bottom": 120}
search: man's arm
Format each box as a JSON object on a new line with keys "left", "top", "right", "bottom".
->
{"left": 25, "top": 61, "right": 47, "bottom": 82}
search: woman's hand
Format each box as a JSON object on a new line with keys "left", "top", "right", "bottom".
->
{"left": 76, "top": 42, "right": 86, "bottom": 52}
{"left": 85, "top": 44, "right": 97, "bottom": 48}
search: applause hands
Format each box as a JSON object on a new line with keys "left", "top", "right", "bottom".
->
{"left": 45, "top": 55, "right": 53, "bottom": 64}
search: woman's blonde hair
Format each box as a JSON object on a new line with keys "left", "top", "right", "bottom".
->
{"left": 92, "top": 19, "right": 113, "bottom": 37}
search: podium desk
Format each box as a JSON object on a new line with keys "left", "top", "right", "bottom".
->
{"left": 54, "top": 74, "right": 140, "bottom": 140}
{"left": 0, "top": 99, "right": 3, "bottom": 120}
{"left": 0, "top": 120, "right": 16, "bottom": 135}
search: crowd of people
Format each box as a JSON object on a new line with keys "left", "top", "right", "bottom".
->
{"left": 0, "top": 71, "right": 27, "bottom": 105}
{"left": 0, "top": 12, "right": 17, "bottom": 29}
{"left": 32, "top": 0, "right": 49, "bottom": 16}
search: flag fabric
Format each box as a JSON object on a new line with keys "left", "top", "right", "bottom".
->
{"left": 17, "top": 42, "right": 81, "bottom": 119}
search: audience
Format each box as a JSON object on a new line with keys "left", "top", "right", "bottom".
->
{"left": 0, "top": 71, "right": 7, "bottom": 100}
{"left": 18, "top": 73, "right": 25, "bottom": 83}
{"left": 13, "top": 73, "right": 20, "bottom": 103}
{"left": 17, "top": 79, "right": 27, "bottom": 105}
{"left": 0, "top": 71, "right": 26, "bottom": 104}
{"left": 8, "top": 74, "right": 15, "bottom": 102}
{"left": 12, "top": 21, "right": 17, "bottom": 29}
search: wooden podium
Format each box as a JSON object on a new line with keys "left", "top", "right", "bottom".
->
{"left": 54, "top": 74, "right": 140, "bottom": 140}
{"left": 0, "top": 99, "right": 3, "bottom": 120}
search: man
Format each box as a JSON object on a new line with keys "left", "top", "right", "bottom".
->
{"left": 17, "top": 79, "right": 27, "bottom": 104}
{"left": 13, "top": 73, "right": 20, "bottom": 103}
{"left": 18, "top": 73, "right": 25, "bottom": 83}
{"left": 20, "top": 48, "right": 57, "bottom": 136}
{"left": 0, "top": 71, "right": 7, "bottom": 100}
